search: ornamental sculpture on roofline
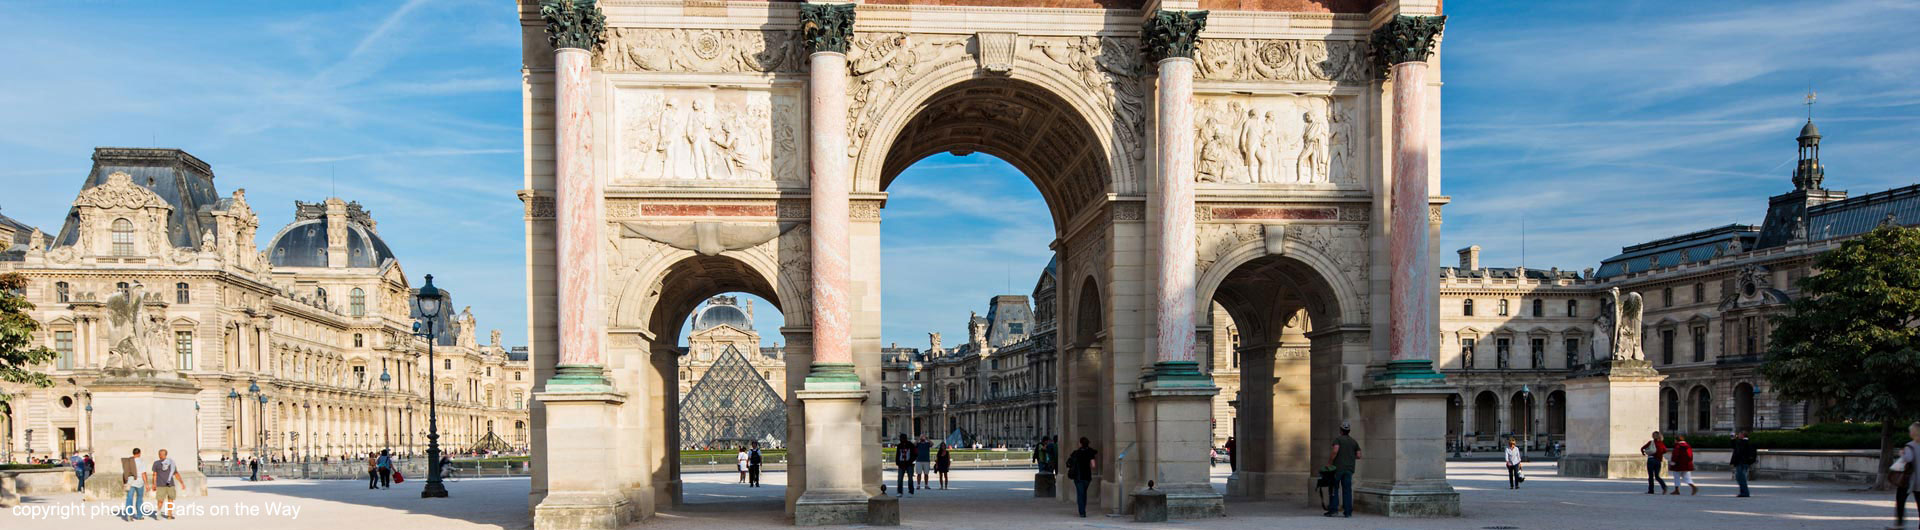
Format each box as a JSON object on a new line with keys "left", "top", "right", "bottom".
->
{"left": 541, "top": 0, "right": 607, "bottom": 51}
{"left": 1368, "top": 14, "right": 1446, "bottom": 75}
{"left": 1142, "top": 10, "right": 1209, "bottom": 62}
{"left": 800, "top": 3, "right": 857, "bottom": 54}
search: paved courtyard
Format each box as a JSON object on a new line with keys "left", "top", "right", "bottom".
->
{"left": 3, "top": 462, "right": 1901, "bottom": 529}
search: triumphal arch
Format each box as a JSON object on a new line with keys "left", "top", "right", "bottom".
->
{"left": 517, "top": 0, "right": 1455, "bottom": 526}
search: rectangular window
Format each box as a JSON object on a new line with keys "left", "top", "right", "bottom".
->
{"left": 175, "top": 331, "right": 193, "bottom": 371}
{"left": 1692, "top": 326, "right": 1707, "bottom": 362}
{"left": 1693, "top": 283, "right": 1705, "bottom": 304}
{"left": 55, "top": 282, "right": 69, "bottom": 303}
{"left": 1564, "top": 338, "right": 1580, "bottom": 368}
{"left": 1531, "top": 299, "right": 1544, "bottom": 318}
{"left": 1566, "top": 299, "right": 1577, "bottom": 317}
{"left": 176, "top": 283, "right": 190, "bottom": 304}
{"left": 1661, "top": 329, "right": 1676, "bottom": 364}
{"left": 1662, "top": 287, "right": 1673, "bottom": 307}
{"left": 1008, "top": 323, "right": 1024, "bottom": 335}
{"left": 353, "top": 366, "right": 366, "bottom": 386}
{"left": 1744, "top": 316, "right": 1758, "bottom": 355}
{"left": 1460, "top": 338, "right": 1475, "bottom": 369}
{"left": 55, "top": 330, "right": 74, "bottom": 370}
{"left": 1496, "top": 338, "right": 1511, "bottom": 369}
{"left": 1498, "top": 300, "right": 1510, "bottom": 316}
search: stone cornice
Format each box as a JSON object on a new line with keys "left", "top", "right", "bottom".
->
{"left": 541, "top": 0, "right": 608, "bottom": 51}
{"left": 799, "top": 3, "right": 857, "bottom": 54}
{"left": 1368, "top": 14, "right": 1444, "bottom": 75}
{"left": 1142, "top": 9, "right": 1208, "bottom": 62}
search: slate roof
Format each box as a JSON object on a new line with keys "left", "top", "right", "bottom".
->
{"left": 265, "top": 201, "right": 396, "bottom": 269}
{"left": 1805, "top": 183, "right": 1920, "bottom": 241}
{"left": 53, "top": 148, "right": 220, "bottom": 250}
{"left": 1595, "top": 224, "right": 1757, "bottom": 279}
{"left": 1438, "top": 266, "right": 1582, "bottom": 280}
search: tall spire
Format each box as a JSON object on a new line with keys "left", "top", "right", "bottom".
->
{"left": 1792, "top": 90, "right": 1823, "bottom": 191}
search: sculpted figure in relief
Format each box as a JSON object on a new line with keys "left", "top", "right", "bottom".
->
{"left": 1298, "top": 110, "right": 1329, "bottom": 184}
{"left": 623, "top": 90, "right": 784, "bottom": 182}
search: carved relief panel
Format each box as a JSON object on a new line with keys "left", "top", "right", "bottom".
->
{"left": 1196, "top": 39, "right": 1369, "bottom": 84}
{"left": 1194, "top": 94, "right": 1359, "bottom": 187}
{"left": 596, "top": 28, "right": 805, "bottom": 74}
{"left": 614, "top": 87, "right": 804, "bottom": 185}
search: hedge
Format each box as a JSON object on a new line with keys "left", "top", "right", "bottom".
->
{"left": 1686, "top": 423, "right": 1913, "bottom": 450}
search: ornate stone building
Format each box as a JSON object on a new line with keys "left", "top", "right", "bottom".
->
{"left": 881, "top": 261, "right": 1059, "bottom": 447}
{"left": 1436, "top": 118, "right": 1900, "bottom": 449}
{"left": 677, "top": 295, "right": 788, "bottom": 400}
{"left": 0, "top": 147, "right": 530, "bottom": 463}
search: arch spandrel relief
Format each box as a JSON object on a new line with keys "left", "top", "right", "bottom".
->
{"left": 614, "top": 87, "right": 804, "bottom": 185}
{"left": 595, "top": 27, "right": 807, "bottom": 74}
{"left": 1195, "top": 94, "right": 1358, "bottom": 187}
{"left": 1195, "top": 38, "right": 1370, "bottom": 84}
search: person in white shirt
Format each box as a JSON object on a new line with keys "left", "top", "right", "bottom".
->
{"left": 1893, "top": 421, "right": 1919, "bottom": 529}
{"left": 1504, "top": 439, "right": 1524, "bottom": 489}
{"left": 737, "top": 446, "right": 749, "bottom": 483}
{"left": 122, "top": 448, "right": 147, "bottom": 521}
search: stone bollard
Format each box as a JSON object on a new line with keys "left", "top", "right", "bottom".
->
{"left": 1132, "top": 488, "right": 1168, "bottom": 523}
{"left": 1033, "top": 472, "right": 1056, "bottom": 497}
{"left": 867, "top": 494, "right": 901, "bottom": 526}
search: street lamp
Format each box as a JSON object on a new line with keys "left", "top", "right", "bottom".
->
{"left": 1520, "top": 385, "right": 1533, "bottom": 452}
{"left": 414, "top": 274, "right": 449, "bottom": 498}
{"left": 381, "top": 368, "right": 392, "bottom": 452}
{"left": 406, "top": 403, "right": 416, "bottom": 457}
{"left": 227, "top": 389, "right": 241, "bottom": 462}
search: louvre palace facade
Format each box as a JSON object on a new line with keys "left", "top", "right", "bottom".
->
{"left": 0, "top": 147, "right": 531, "bottom": 463}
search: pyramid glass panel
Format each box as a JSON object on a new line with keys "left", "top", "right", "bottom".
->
{"left": 679, "top": 345, "right": 788, "bottom": 449}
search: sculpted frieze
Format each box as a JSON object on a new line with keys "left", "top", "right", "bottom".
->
{"left": 847, "top": 33, "right": 971, "bottom": 155}
{"left": 596, "top": 28, "right": 805, "bottom": 74}
{"left": 1029, "top": 36, "right": 1148, "bottom": 160}
{"left": 1196, "top": 95, "right": 1357, "bottom": 185}
{"left": 1196, "top": 39, "right": 1368, "bottom": 84}
{"left": 1287, "top": 224, "right": 1369, "bottom": 288}
{"left": 616, "top": 87, "right": 802, "bottom": 183}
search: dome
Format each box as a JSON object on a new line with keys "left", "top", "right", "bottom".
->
{"left": 695, "top": 304, "right": 751, "bottom": 331}
{"left": 1798, "top": 120, "right": 1820, "bottom": 139}
{"left": 265, "top": 215, "right": 396, "bottom": 269}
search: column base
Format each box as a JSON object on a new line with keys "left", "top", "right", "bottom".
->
{"left": 1129, "top": 384, "right": 1223, "bottom": 520}
{"left": 803, "top": 362, "right": 860, "bottom": 390}
{"left": 1559, "top": 453, "right": 1652, "bottom": 479}
{"left": 795, "top": 490, "right": 871, "bottom": 526}
{"left": 1226, "top": 470, "right": 1311, "bottom": 503}
{"left": 1372, "top": 359, "right": 1445, "bottom": 382}
{"left": 547, "top": 364, "right": 613, "bottom": 392}
{"left": 1142, "top": 361, "right": 1211, "bottom": 386}
{"left": 1033, "top": 472, "right": 1056, "bottom": 497}
{"left": 795, "top": 388, "right": 869, "bottom": 525}
{"left": 534, "top": 492, "right": 633, "bottom": 530}
{"left": 1353, "top": 481, "right": 1461, "bottom": 517}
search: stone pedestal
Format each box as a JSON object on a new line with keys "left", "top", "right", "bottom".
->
{"left": 1560, "top": 360, "right": 1665, "bottom": 479}
{"left": 1353, "top": 380, "right": 1459, "bottom": 517}
{"left": 1033, "top": 472, "right": 1055, "bottom": 497}
{"left": 794, "top": 388, "right": 869, "bottom": 526}
{"left": 83, "top": 375, "right": 204, "bottom": 501}
{"left": 1129, "top": 385, "right": 1223, "bottom": 519}
{"left": 866, "top": 494, "right": 899, "bottom": 526}
{"left": 1131, "top": 489, "right": 1168, "bottom": 522}
{"left": 533, "top": 390, "right": 632, "bottom": 530}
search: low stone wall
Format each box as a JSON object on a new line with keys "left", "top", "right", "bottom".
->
{"left": 202, "top": 460, "right": 433, "bottom": 480}
{"left": 5, "top": 467, "right": 81, "bottom": 495}
{"left": 1693, "top": 448, "right": 1880, "bottom": 484}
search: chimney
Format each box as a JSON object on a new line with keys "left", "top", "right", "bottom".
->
{"left": 1458, "top": 245, "right": 1481, "bottom": 270}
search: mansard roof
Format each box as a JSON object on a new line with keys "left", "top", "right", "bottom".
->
{"left": 1804, "top": 183, "right": 1920, "bottom": 241}
{"left": 0, "top": 209, "right": 37, "bottom": 262}
{"left": 1595, "top": 224, "right": 1757, "bottom": 279}
{"left": 1438, "top": 266, "right": 1580, "bottom": 281}
{"left": 54, "top": 148, "right": 220, "bottom": 251}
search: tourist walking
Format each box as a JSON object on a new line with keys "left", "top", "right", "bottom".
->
{"left": 935, "top": 443, "right": 952, "bottom": 490}
{"left": 1731, "top": 431, "right": 1756, "bottom": 497}
{"left": 747, "top": 442, "right": 763, "bottom": 487}
{"left": 83, "top": 454, "right": 95, "bottom": 487}
{"left": 1669, "top": 435, "right": 1697, "bottom": 495}
{"left": 1505, "top": 438, "right": 1524, "bottom": 489}
{"left": 1641, "top": 431, "right": 1669, "bottom": 494}
{"left": 152, "top": 449, "right": 183, "bottom": 519}
{"left": 123, "top": 448, "right": 147, "bottom": 521}
{"left": 1066, "top": 437, "right": 1098, "bottom": 518}
{"left": 894, "top": 434, "right": 916, "bottom": 496}
{"left": 1325, "top": 422, "right": 1361, "bottom": 518}
{"left": 377, "top": 450, "right": 394, "bottom": 489}
{"left": 71, "top": 453, "right": 87, "bottom": 491}
{"left": 249, "top": 457, "right": 260, "bottom": 482}
{"left": 737, "top": 446, "right": 749, "bottom": 483}
{"left": 1889, "top": 421, "right": 1918, "bottom": 530}
{"left": 367, "top": 452, "right": 381, "bottom": 489}
{"left": 916, "top": 435, "right": 933, "bottom": 490}
{"left": 1224, "top": 436, "right": 1237, "bottom": 471}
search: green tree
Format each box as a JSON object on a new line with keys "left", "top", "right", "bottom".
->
{"left": 0, "top": 272, "right": 59, "bottom": 402}
{"left": 1761, "top": 224, "right": 1920, "bottom": 489}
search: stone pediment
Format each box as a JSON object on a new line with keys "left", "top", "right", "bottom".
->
{"left": 75, "top": 172, "right": 170, "bottom": 211}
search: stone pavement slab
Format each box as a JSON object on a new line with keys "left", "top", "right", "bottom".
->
{"left": 2, "top": 462, "right": 1901, "bottom": 529}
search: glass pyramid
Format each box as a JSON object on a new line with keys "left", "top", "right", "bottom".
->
{"left": 678, "top": 344, "right": 788, "bottom": 449}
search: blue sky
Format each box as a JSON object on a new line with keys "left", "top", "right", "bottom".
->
{"left": 2, "top": 1, "right": 1915, "bottom": 349}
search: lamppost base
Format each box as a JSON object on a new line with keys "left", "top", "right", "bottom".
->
{"left": 421, "top": 482, "right": 450, "bottom": 498}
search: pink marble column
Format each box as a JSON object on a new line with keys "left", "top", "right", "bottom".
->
{"left": 808, "top": 51, "right": 854, "bottom": 380}
{"left": 553, "top": 46, "right": 606, "bottom": 380}
{"left": 1388, "top": 60, "right": 1432, "bottom": 364}
{"left": 1155, "top": 57, "right": 1198, "bottom": 370}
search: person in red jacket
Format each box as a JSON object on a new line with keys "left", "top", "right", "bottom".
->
{"left": 1640, "top": 431, "right": 1668, "bottom": 494}
{"left": 1669, "top": 435, "right": 1697, "bottom": 495}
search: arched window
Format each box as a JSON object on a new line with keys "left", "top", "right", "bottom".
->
{"left": 1694, "top": 388, "right": 1713, "bottom": 432}
{"left": 350, "top": 288, "right": 366, "bottom": 317}
{"left": 111, "top": 218, "right": 135, "bottom": 256}
{"left": 176, "top": 282, "right": 190, "bottom": 304}
{"left": 1463, "top": 299, "right": 1474, "bottom": 316}
{"left": 55, "top": 282, "right": 69, "bottom": 303}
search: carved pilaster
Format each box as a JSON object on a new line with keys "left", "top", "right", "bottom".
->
{"left": 1142, "top": 10, "right": 1209, "bottom": 62}
{"left": 1369, "top": 15, "right": 1446, "bottom": 76}
{"left": 540, "top": 0, "right": 607, "bottom": 51}
{"left": 799, "top": 3, "right": 857, "bottom": 55}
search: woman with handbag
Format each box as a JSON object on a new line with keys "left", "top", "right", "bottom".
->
{"left": 1504, "top": 438, "right": 1524, "bottom": 489}
{"left": 1893, "top": 421, "right": 1919, "bottom": 530}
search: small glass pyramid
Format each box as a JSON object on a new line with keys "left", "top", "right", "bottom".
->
{"left": 679, "top": 344, "right": 788, "bottom": 449}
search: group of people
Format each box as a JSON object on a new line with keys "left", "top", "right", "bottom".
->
{"left": 364, "top": 450, "right": 399, "bottom": 489}
{"left": 891, "top": 434, "right": 953, "bottom": 494}
{"left": 67, "top": 453, "right": 97, "bottom": 491}
{"left": 1639, "top": 430, "right": 1709, "bottom": 495}
{"left": 733, "top": 442, "right": 765, "bottom": 487}
{"left": 117, "top": 447, "right": 186, "bottom": 521}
